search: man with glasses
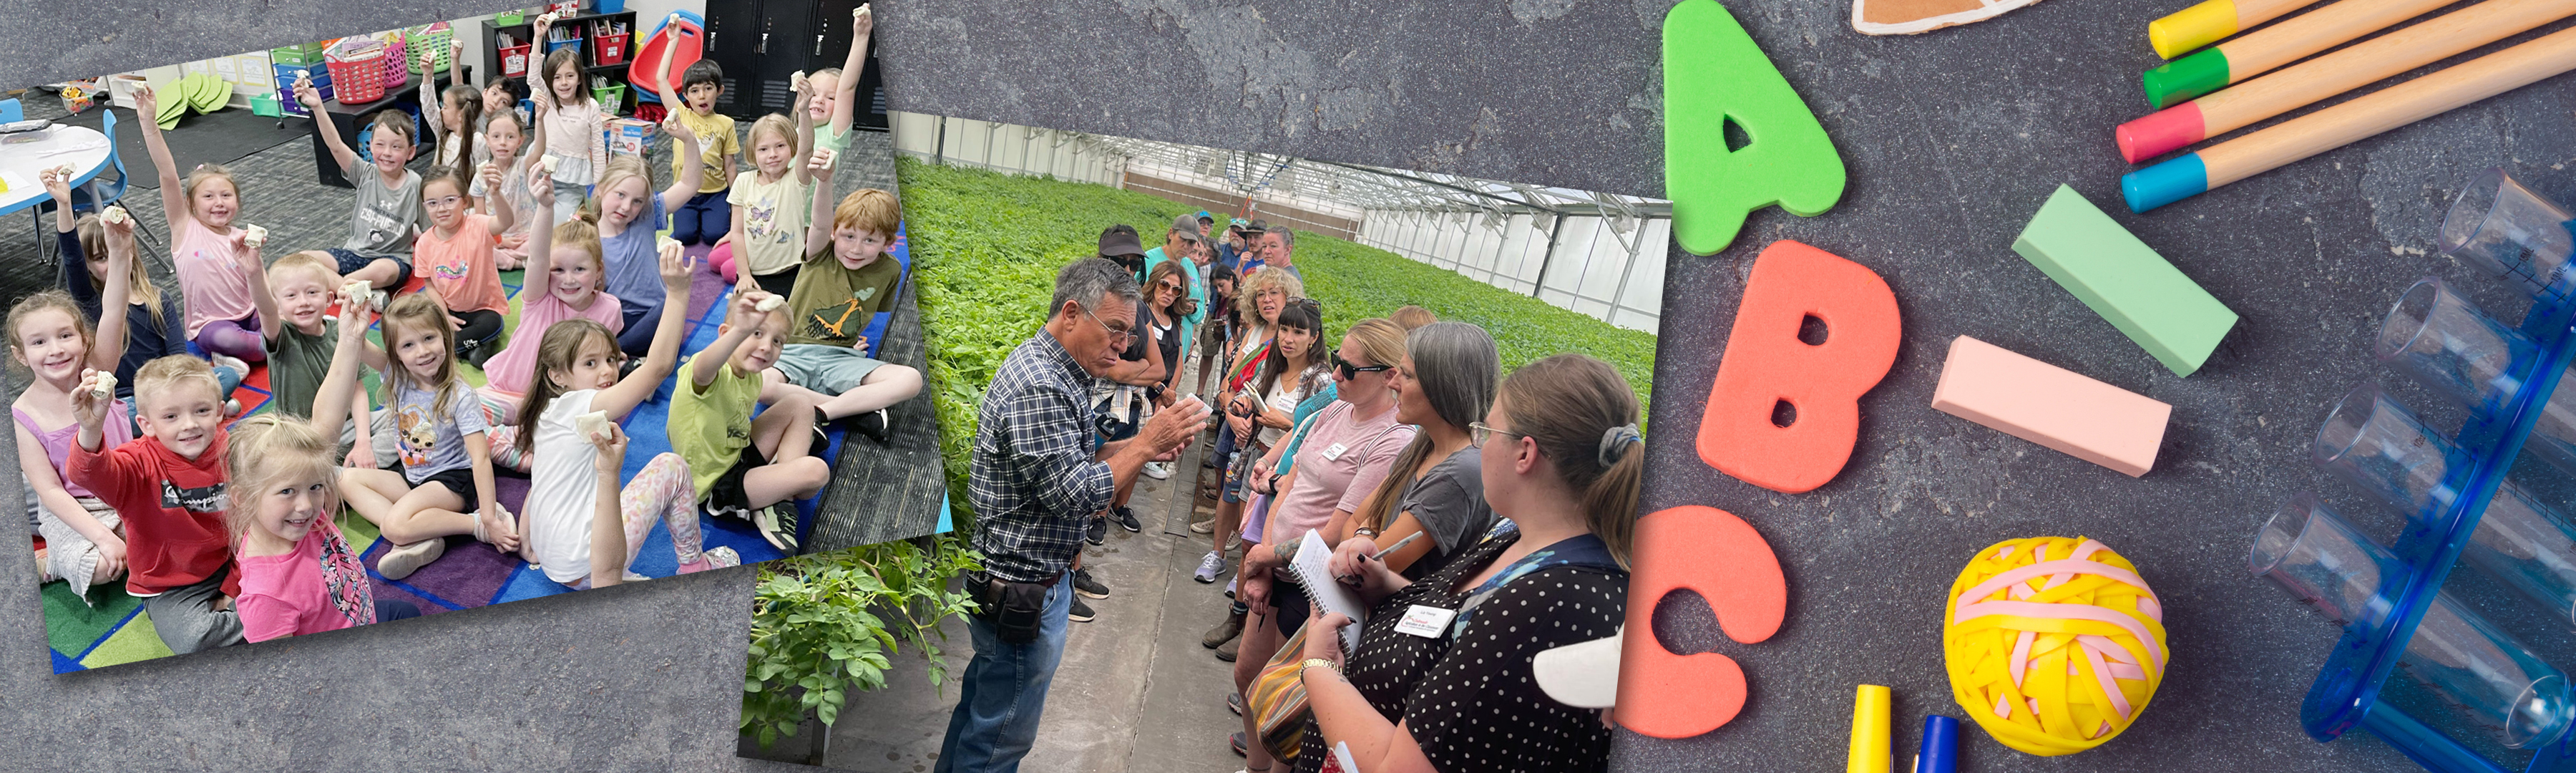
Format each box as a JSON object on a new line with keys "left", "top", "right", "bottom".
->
{"left": 943, "top": 258, "right": 1209, "bottom": 773}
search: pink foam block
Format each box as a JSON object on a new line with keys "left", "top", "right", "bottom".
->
{"left": 1931, "top": 336, "right": 2171, "bottom": 477}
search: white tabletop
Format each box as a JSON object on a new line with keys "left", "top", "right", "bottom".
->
{"left": 0, "top": 124, "right": 114, "bottom": 217}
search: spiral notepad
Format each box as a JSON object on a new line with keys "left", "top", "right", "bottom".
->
{"left": 1286, "top": 530, "right": 1368, "bottom": 652}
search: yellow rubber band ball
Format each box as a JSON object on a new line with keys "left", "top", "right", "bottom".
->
{"left": 1943, "top": 536, "right": 2167, "bottom": 756}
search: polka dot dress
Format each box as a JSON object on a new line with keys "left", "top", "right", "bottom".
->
{"left": 1294, "top": 530, "right": 1629, "bottom": 773}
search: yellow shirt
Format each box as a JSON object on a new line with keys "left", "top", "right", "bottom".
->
{"left": 668, "top": 351, "right": 763, "bottom": 497}
{"left": 671, "top": 109, "right": 740, "bottom": 195}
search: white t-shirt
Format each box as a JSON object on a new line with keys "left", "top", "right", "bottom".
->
{"left": 528, "top": 390, "right": 606, "bottom": 584}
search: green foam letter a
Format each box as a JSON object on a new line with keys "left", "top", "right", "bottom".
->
{"left": 1664, "top": 0, "right": 1846, "bottom": 255}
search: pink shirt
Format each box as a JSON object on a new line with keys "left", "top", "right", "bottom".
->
{"left": 172, "top": 216, "right": 256, "bottom": 339}
{"left": 236, "top": 515, "right": 376, "bottom": 642}
{"left": 417, "top": 214, "right": 510, "bottom": 315}
{"left": 480, "top": 290, "right": 625, "bottom": 396}
{"left": 1272, "top": 400, "right": 1414, "bottom": 544}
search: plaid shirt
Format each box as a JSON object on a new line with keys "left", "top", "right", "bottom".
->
{"left": 969, "top": 329, "right": 1116, "bottom": 583}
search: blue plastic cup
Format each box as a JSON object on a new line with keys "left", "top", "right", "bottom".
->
{"left": 2377, "top": 277, "right": 2576, "bottom": 476}
{"left": 2440, "top": 167, "right": 2576, "bottom": 303}
{"left": 2315, "top": 384, "right": 2576, "bottom": 629}
{"left": 2253, "top": 494, "right": 2574, "bottom": 748}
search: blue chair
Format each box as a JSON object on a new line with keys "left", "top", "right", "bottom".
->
{"left": 0, "top": 98, "right": 22, "bottom": 122}
{"left": 36, "top": 108, "right": 151, "bottom": 266}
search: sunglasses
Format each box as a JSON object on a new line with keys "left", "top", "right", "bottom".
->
{"left": 1330, "top": 348, "right": 1392, "bottom": 380}
{"left": 1468, "top": 421, "right": 1528, "bottom": 448}
{"left": 1289, "top": 297, "right": 1322, "bottom": 315}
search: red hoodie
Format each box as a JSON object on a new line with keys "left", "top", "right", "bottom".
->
{"left": 69, "top": 431, "right": 239, "bottom": 598}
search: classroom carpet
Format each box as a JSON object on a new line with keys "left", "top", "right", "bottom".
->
{"left": 53, "top": 105, "right": 315, "bottom": 191}
{"left": 40, "top": 230, "right": 912, "bottom": 671}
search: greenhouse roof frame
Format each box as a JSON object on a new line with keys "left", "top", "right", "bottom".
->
{"left": 1074, "top": 133, "right": 1672, "bottom": 223}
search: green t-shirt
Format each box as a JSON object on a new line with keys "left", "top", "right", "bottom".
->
{"left": 783, "top": 248, "right": 903, "bottom": 347}
{"left": 668, "top": 351, "right": 763, "bottom": 497}
{"left": 264, "top": 319, "right": 338, "bottom": 420}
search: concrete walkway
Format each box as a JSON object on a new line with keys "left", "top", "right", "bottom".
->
{"left": 810, "top": 369, "right": 1256, "bottom": 773}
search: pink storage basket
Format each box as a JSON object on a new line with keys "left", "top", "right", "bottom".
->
{"left": 326, "top": 38, "right": 389, "bottom": 104}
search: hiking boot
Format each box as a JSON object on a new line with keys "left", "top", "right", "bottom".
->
{"left": 754, "top": 504, "right": 800, "bottom": 552}
{"left": 1073, "top": 568, "right": 1109, "bottom": 599}
{"left": 1112, "top": 505, "right": 1142, "bottom": 533}
{"left": 1086, "top": 512, "right": 1108, "bottom": 545}
{"left": 1201, "top": 609, "right": 1243, "bottom": 649}
{"left": 1216, "top": 636, "right": 1239, "bottom": 661}
{"left": 1194, "top": 550, "right": 1226, "bottom": 583}
{"left": 1068, "top": 596, "right": 1096, "bottom": 623}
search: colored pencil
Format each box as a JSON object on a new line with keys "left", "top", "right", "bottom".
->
{"left": 2121, "top": 0, "right": 2576, "bottom": 162}
{"left": 2123, "top": 24, "right": 2576, "bottom": 213}
{"left": 2152, "top": 0, "right": 2333, "bottom": 58}
{"left": 2142, "top": 0, "right": 2464, "bottom": 107}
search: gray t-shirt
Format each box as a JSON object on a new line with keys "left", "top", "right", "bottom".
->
{"left": 391, "top": 379, "right": 487, "bottom": 485}
{"left": 1398, "top": 447, "right": 1496, "bottom": 581}
{"left": 340, "top": 157, "right": 425, "bottom": 256}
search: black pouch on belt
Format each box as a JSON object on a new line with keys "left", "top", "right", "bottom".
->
{"left": 970, "top": 571, "right": 1053, "bottom": 645}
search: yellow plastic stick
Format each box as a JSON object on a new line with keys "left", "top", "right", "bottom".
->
{"left": 1849, "top": 684, "right": 1892, "bottom": 773}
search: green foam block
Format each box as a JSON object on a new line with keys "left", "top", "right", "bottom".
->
{"left": 2011, "top": 184, "right": 2238, "bottom": 376}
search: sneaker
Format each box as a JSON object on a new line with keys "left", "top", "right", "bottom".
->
{"left": 1068, "top": 596, "right": 1096, "bottom": 623}
{"left": 1073, "top": 568, "right": 1109, "bottom": 599}
{"left": 1201, "top": 610, "right": 1242, "bottom": 648}
{"left": 1189, "top": 516, "right": 1216, "bottom": 535}
{"left": 852, "top": 407, "right": 892, "bottom": 444}
{"left": 376, "top": 538, "right": 446, "bottom": 580}
{"left": 1112, "top": 505, "right": 1142, "bottom": 533}
{"left": 678, "top": 546, "right": 742, "bottom": 573}
{"left": 1142, "top": 461, "right": 1173, "bottom": 480}
{"left": 1224, "top": 575, "right": 1237, "bottom": 599}
{"left": 1229, "top": 691, "right": 1246, "bottom": 716}
{"left": 1216, "top": 636, "right": 1239, "bottom": 662}
{"left": 753, "top": 504, "right": 801, "bottom": 552}
{"left": 1194, "top": 550, "right": 1225, "bottom": 583}
{"left": 1230, "top": 731, "right": 1246, "bottom": 757}
{"left": 1085, "top": 513, "right": 1107, "bottom": 545}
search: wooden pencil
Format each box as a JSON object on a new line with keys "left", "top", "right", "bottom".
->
{"left": 2142, "top": 0, "right": 2465, "bottom": 108}
{"left": 2123, "top": 24, "right": 2576, "bottom": 212}
{"left": 2120, "top": 0, "right": 2576, "bottom": 162}
{"left": 2152, "top": 0, "right": 2334, "bottom": 58}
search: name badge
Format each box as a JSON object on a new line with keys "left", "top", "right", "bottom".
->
{"left": 1394, "top": 604, "right": 1457, "bottom": 638}
{"left": 1320, "top": 442, "right": 1350, "bottom": 461}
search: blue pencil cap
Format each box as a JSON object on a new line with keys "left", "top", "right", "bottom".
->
{"left": 2122, "top": 153, "right": 2208, "bottom": 213}
{"left": 1914, "top": 716, "right": 1959, "bottom": 773}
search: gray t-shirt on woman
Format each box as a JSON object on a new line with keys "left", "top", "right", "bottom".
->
{"left": 1397, "top": 447, "right": 1495, "bottom": 580}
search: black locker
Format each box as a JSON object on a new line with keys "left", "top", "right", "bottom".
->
{"left": 704, "top": 0, "right": 887, "bottom": 127}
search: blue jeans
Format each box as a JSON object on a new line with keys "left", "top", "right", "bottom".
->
{"left": 670, "top": 189, "right": 730, "bottom": 245}
{"left": 616, "top": 298, "right": 663, "bottom": 357}
{"left": 935, "top": 573, "right": 1071, "bottom": 773}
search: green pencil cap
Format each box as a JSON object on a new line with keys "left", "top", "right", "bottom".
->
{"left": 2142, "top": 48, "right": 2230, "bottom": 110}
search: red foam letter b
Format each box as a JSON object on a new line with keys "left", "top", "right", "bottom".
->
{"left": 1696, "top": 240, "right": 1899, "bottom": 493}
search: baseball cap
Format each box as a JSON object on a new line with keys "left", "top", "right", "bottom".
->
{"left": 1098, "top": 224, "right": 1147, "bottom": 258}
{"left": 1171, "top": 214, "right": 1205, "bottom": 242}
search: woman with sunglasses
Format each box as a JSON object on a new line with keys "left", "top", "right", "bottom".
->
{"left": 1293, "top": 353, "right": 1641, "bottom": 773}
{"left": 1204, "top": 269, "right": 1305, "bottom": 570}
{"left": 1140, "top": 261, "right": 1196, "bottom": 480}
{"left": 1222, "top": 318, "right": 1415, "bottom": 769}
{"left": 1335, "top": 321, "right": 1501, "bottom": 583}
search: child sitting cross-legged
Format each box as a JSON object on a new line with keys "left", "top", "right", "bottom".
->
{"left": 668, "top": 289, "right": 827, "bottom": 552}
{"left": 517, "top": 240, "right": 741, "bottom": 586}
{"left": 760, "top": 150, "right": 924, "bottom": 444}
{"left": 69, "top": 356, "right": 244, "bottom": 653}
{"left": 336, "top": 292, "right": 520, "bottom": 580}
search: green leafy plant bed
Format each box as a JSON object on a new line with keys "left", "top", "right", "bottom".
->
{"left": 899, "top": 157, "right": 1658, "bottom": 528}
{"left": 740, "top": 534, "right": 983, "bottom": 749}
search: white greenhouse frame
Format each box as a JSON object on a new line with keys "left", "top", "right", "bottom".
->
{"left": 892, "top": 112, "right": 1669, "bottom": 332}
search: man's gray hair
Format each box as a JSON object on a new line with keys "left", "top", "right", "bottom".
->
{"left": 1053, "top": 257, "right": 1143, "bottom": 318}
{"left": 1265, "top": 226, "right": 1295, "bottom": 248}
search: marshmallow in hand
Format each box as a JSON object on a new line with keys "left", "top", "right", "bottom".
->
{"left": 341, "top": 280, "right": 374, "bottom": 309}
{"left": 574, "top": 411, "right": 613, "bottom": 441}
{"left": 755, "top": 295, "right": 786, "bottom": 313}
{"left": 101, "top": 205, "right": 130, "bottom": 225}
{"left": 244, "top": 224, "right": 267, "bottom": 248}
{"left": 88, "top": 371, "right": 116, "bottom": 399}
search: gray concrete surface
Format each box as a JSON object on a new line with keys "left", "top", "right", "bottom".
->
{"left": 10, "top": 0, "right": 2576, "bottom": 770}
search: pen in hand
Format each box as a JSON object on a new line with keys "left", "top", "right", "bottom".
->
{"left": 1338, "top": 531, "right": 1423, "bottom": 586}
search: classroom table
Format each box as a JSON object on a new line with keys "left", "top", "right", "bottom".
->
{"left": 0, "top": 122, "right": 113, "bottom": 261}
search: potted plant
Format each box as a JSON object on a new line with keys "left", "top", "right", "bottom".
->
{"left": 740, "top": 533, "right": 982, "bottom": 764}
